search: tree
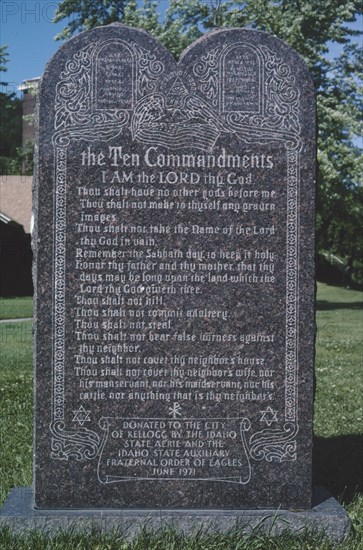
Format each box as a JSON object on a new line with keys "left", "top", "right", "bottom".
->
{"left": 54, "top": 0, "right": 128, "bottom": 40}
{"left": 0, "top": 46, "right": 23, "bottom": 173}
{"left": 0, "top": 45, "right": 10, "bottom": 75}
{"left": 53, "top": 0, "right": 362, "bottom": 282}
{"left": 317, "top": 39, "right": 362, "bottom": 279}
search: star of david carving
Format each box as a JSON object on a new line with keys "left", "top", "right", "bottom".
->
{"left": 260, "top": 406, "right": 278, "bottom": 427}
{"left": 72, "top": 405, "right": 91, "bottom": 426}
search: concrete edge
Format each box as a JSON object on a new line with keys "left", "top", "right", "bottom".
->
{"left": 0, "top": 486, "right": 351, "bottom": 542}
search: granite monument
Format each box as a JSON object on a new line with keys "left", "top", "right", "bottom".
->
{"left": 33, "top": 24, "right": 316, "bottom": 510}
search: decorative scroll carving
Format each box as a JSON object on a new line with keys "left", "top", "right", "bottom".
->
{"left": 249, "top": 423, "right": 298, "bottom": 462}
{"left": 55, "top": 41, "right": 130, "bottom": 138}
{"left": 53, "top": 40, "right": 301, "bottom": 150}
{"left": 131, "top": 92, "right": 228, "bottom": 151}
{"left": 261, "top": 46, "right": 300, "bottom": 135}
{"left": 55, "top": 43, "right": 97, "bottom": 130}
{"left": 50, "top": 420, "right": 103, "bottom": 461}
{"left": 191, "top": 42, "right": 301, "bottom": 148}
{"left": 226, "top": 111, "right": 300, "bottom": 148}
{"left": 193, "top": 46, "right": 222, "bottom": 107}
{"left": 130, "top": 42, "right": 164, "bottom": 98}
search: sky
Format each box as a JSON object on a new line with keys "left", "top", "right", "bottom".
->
{"left": 1, "top": 1, "right": 362, "bottom": 97}
{"left": 1, "top": 1, "right": 65, "bottom": 94}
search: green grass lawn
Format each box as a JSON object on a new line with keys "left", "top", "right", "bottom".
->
{"left": 0, "top": 320, "right": 33, "bottom": 506}
{"left": 0, "top": 297, "right": 33, "bottom": 320}
{"left": 0, "top": 284, "right": 362, "bottom": 548}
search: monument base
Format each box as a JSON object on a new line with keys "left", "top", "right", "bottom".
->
{"left": 0, "top": 487, "right": 350, "bottom": 542}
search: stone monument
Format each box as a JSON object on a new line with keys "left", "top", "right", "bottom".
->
{"left": 0, "top": 24, "right": 351, "bottom": 539}
{"left": 33, "top": 24, "right": 315, "bottom": 510}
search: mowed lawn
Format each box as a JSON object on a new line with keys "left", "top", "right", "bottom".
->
{"left": 0, "top": 283, "right": 362, "bottom": 548}
{"left": 0, "top": 297, "right": 33, "bottom": 320}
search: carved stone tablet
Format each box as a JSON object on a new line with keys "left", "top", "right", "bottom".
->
{"left": 34, "top": 25, "right": 315, "bottom": 509}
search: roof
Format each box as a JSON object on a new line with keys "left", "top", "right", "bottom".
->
{"left": 18, "top": 77, "right": 41, "bottom": 92}
{"left": 0, "top": 176, "right": 32, "bottom": 233}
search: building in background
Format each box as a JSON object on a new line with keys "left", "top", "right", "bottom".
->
{"left": 0, "top": 176, "right": 33, "bottom": 296}
{"left": 18, "top": 77, "right": 40, "bottom": 146}
{"left": 0, "top": 79, "right": 39, "bottom": 296}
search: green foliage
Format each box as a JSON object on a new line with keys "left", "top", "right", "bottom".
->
{"left": 0, "top": 156, "right": 20, "bottom": 175}
{"left": 0, "top": 46, "right": 34, "bottom": 175}
{"left": 314, "top": 283, "right": 363, "bottom": 505}
{"left": 0, "top": 45, "right": 10, "bottom": 78}
{"left": 0, "top": 297, "right": 33, "bottom": 320}
{"left": 0, "top": 320, "right": 33, "bottom": 505}
{"left": 0, "top": 45, "right": 23, "bottom": 172}
{"left": 314, "top": 283, "right": 363, "bottom": 438}
{"left": 0, "top": 141, "right": 34, "bottom": 176}
{"left": 16, "top": 139, "right": 35, "bottom": 176}
{"left": 0, "top": 90, "right": 22, "bottom": 159}
{"left": 54, "top": 0, "right": 129, "bottom": 40}
{"left": 317, "top": 40, "right": 363, "bottom": 267}
{"left": 0, "top": 523, "right": 359, "bottom": 549}
{"left": 0, "top": 146, "right": 34, "bottom": 176}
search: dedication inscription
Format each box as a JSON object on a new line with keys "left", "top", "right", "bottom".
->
{"left": 34, "top": 25, "right": 315, "bottom": 509}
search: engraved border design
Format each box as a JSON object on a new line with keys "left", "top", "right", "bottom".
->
{"left": 53, "top": 145, "right": 67, "bottom": 422}
{"left": 243, "top": 147, "right": 300, "bottom": 463}
{"left": 285, "top": 149, "right": 299, "bottom": 423}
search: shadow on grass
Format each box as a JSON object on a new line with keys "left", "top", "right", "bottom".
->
{"left": 313, "top": 434, "right": 363, "bottom": 504}
{"left": 316, "top": 300, "right": 363, "bottom": 311}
